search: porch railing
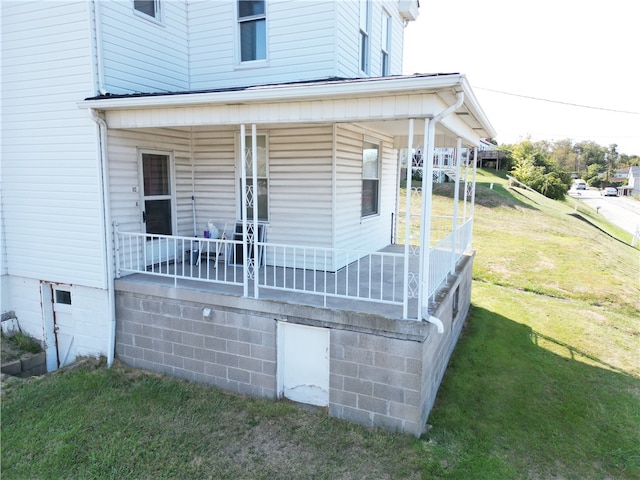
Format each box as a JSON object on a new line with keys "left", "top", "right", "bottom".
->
{"left": 113, "top": 220, "right": 473, "bottom": 318}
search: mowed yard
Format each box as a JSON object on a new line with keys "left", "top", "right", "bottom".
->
{"left": 2, "top": 169, "right": 639, "bottom": 479}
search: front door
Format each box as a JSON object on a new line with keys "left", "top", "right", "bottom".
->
{"left": 139, "top": 151, "right": 176, "bottom": 266}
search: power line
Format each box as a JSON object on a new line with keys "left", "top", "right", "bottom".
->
{"left": 474, "top": 87, "right": 640, "bottom": 115}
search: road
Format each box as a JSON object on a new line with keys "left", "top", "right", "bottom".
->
{"left": 568, "top": 186, "right": 640, "bottom": 236}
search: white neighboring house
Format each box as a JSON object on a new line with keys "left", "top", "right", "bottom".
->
{"left": 1, "top": 0, "right": 496, "bottom": 435}
{"left": 628, "top": 166, "right": 640, "bottom": 194}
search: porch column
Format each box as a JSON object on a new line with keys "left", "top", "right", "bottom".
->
{"left": 402, "top": 118, "right": 415, "bottom": 320}
{"left": 251, "top": 123, "right": 259, "bottom": 298}
{"left": 240, "top": 125, "right": 249, "bottom": 297}
{"left": 451, "top": 137, "right": 462, "bottom": 273}
{"left": 470, "top": 147, "right": 478, "bottom": 247}
{"left": 419, "top": 117, "right": 436, "bottom": 320}
{"left": 240, "top": 123, "right": 260, "bottom": 298}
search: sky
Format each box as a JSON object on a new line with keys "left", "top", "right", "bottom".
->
{"left": 402, "top": 0, "right": 640, "bottom": 156}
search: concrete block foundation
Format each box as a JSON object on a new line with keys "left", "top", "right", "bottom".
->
{"left": 115, "top": 252, "right": 474, "bottom": 436}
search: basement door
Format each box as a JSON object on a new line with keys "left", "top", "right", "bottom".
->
{"left": 277, "top": 322, "right": 329, "bottom": 407}
{"left": 42, "top": 283, "right": 76, "bottom": 370}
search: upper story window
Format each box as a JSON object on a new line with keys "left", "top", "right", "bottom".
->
{"left": 381, "top": 11, "right": 391, "bottom": 76}
{"left": 359, "top": 0, "right": 371, "bottom": 74}
{"left": 134, "top": 0, "right": 160, "bottom": 20}
{"left": 362, "top": 140, "right": 380, "bottom": 217}
{"left": 238, "top": 0, "right": 267, "bottom": 62}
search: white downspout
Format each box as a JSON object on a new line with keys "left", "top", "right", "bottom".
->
{"left": 420, "top": 91, "right": 464, "bottom": 332}
{"left": 90, "top": 109, "right": 116, "bottom": 366}
{"left": 88, "top": 0, "right": 107, "bottom": 95}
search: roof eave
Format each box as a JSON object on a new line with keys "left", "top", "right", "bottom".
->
{"left": 79, "top": 74, "right": 466, "bottom": 111}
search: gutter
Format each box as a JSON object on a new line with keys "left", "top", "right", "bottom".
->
{"left": 89, "top": 109, "right": 116, "bottom": 367}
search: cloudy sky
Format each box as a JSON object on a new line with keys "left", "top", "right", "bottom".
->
{"left": 402, "top": 0, "right": 640, "bottom": 155}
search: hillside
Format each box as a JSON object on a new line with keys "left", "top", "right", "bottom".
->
{"left": 425, "top": 169, "right": 640, "bottom": 478}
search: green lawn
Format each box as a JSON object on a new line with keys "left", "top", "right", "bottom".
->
{"left": 2, "top": 169, "right": 639, "bottom": 479}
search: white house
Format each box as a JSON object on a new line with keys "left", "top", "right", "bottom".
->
{"left": 1, "top": 0, "right": 495, "bottom": 436}
{"left": 628, "top": 166, "right": 640, "bottom": 195}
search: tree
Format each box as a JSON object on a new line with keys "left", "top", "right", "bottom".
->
{"left": 507, "top": 139, "right": 572, "bottom": 200}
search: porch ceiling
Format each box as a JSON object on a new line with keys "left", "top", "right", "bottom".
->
{"left": 80, "top": 74, "right": 496, "bottom": 147}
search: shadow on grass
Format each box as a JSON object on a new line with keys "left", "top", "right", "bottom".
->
{"left": 425, "top": 305, "right": 640, "bottom": 480}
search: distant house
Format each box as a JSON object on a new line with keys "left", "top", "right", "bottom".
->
{"left": 613, "top": 167, "right": 630, "bottom": 180}
{"left": 628, "top": 166, "right": 640, "bottom": 194}
{"left": 476, "top": 138, "right": 504, "bottom": 169}
{"left": 1, "top": 0, "right": 495, "bottom": 436}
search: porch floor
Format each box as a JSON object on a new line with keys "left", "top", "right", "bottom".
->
{"left": 117, "top": 244, "right": 422, "bottom": 320}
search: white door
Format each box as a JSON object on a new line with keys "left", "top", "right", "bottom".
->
{"left": 139, "top": 151, "right": 177, "bottom": 266}
{"left": 42, "top": 284, "right": 76, "bottom": 369}
{"left": 277, "top": 322, "right": 330, "bottom": 407}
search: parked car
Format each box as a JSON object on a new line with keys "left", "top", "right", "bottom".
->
{"left": 601, "top": 187, "right": 618, "bottom": 196}
{"left": 576, "top": 182, "right": 586, "bottom": 190}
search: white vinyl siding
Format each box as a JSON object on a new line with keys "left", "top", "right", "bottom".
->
{"left": 268, "top": 126, "right": 334, "bottom": 248}
{"left": 191, "top": 127, "right": 239, "bottom": 235}
{"left": 1, "top": 1, "right": 105, "bottom": 288}
{"left": 107, "top": 128, "right": 193, "bottom": 237}
{"left": 334, "top": 125, "right": 396, "bottom": 252}
{"left": 98, "top": 1, "right": 189, "bottom": 94}
{"left": 189, "top": 0, "right": 336, "bottom": 90}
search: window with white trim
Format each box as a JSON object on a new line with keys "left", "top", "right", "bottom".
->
{"left": 359, "top": 0, "right": 370, "bottom": 74}
{"left": 381, "top": 11, "right": 391, "bottom": 76}
{"left": 134, "top": 0, "right": 160, "bottom": 19}
{"left": 239, "top": 134, "right": 269, "bottom": 221}
{"left": 362, "top": 140, "right": 380, "bottom": 217}
{"left": 238, "top": 0, "right": 266, "bottom": 62}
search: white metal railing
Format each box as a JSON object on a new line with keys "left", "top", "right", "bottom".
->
{"left": 114, "top": 228, "right": 244, "bottom": 288}
{"left": 257, "top": 242, "right": 406, "bottom": 307}
{"left": 114, "top": 221, "right": 472, "bottom": 317}
{"left": 427, "top": 218, "right": 473, "bottom": 299}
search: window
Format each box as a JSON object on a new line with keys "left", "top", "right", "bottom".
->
{"left": 359, "top": 0, "right": 370, "bottom": 74}
{"left": 362, "top": 140, "right": 380, "bottom": 217}
{"left": 134, "top": 0, "right": 159, "bottom": 19}
{"left": 238, "top": 0, "right": 266, "bottom": 62}
{"left": 54, "top": 289, "right": 72, "bottom": 305}
{"left": 381, "top": 11, "right": 391, "bottom": 76}
{"left": 240, "top": 134, "right": 269, "bottom": 221}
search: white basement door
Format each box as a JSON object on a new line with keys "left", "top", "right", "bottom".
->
{"left": 277, "top": 322, "right": 330, "bottom": 407}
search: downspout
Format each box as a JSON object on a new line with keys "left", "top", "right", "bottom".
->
{"left": 420, "top": 91, "right": 464, "bottom": 333}
{"left": 88, "top": 1, "right": 114, "bottom": 365}
{"left": 88, "top": 0, "right": 107, "bottom": 95}
{"left": 90, "top": 108, "right": 116, "bottom": 367}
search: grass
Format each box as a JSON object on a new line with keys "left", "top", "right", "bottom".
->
{"left": 2, "top": 169, "right": 639, "bottom": 479}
